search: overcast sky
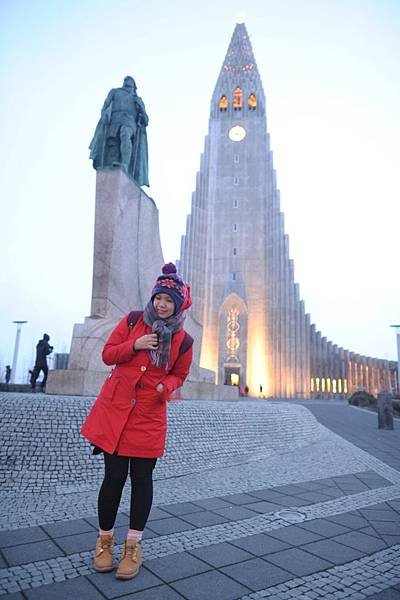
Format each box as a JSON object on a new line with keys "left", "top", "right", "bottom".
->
{"left": 0, "top": 0, "right": 399, "bottom": 383}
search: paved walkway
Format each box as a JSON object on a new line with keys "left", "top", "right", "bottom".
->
{"left": 1, "top": 397, "right": 400, "bottom": 599}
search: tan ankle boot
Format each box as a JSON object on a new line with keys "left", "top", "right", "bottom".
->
{"left": 93, "top": 534, "right": 115, "bottom": 572}
{"left": 115, "top": 539, "right": 142, "bottom": 580}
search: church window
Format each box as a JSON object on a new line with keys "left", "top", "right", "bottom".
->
{"left": 321, "top": 378, "right": 326, "bottom": 392}
{"left": 310, "top": 378, "right": 314, "bottom": 392}
{"left": 233, "top": 87, "right": 243, "bottom": 110}
{"left": 233, "top": 223, "right": 238, "bottom": 232}
{"left": 232, "top": 272, "right": 236, "bottom": 280}
{"left": 338, "top": 379, "right": 342, "bottom": 393}
{"left": 233, "top": 176, "right": 239, "bottom": 186}
{"left": 332, "top": 379, "right": 337, "bottom": 394}
{"left": 343, "top": 379, "right": 348, "bottom": 394}
{"left": 219, "top": 94, "right": 228, "bottom": 111}
{"left": 233, "top": 247, "right": 237, "bottom": 255}
{"left": 226, "top": 307, "right": 240, "bottom": 363}
{"left": 234, "top": 154, "right": 239, "bottom": 163}
{"left": 248, "top": 92, "right": 257, "bottom": 110}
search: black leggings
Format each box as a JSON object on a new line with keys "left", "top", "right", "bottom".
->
{"left": 31, "top": 365, "right": 48, "bottom": 389}
{"left": 98, "top": 453, "right": 157, "bottom": 531}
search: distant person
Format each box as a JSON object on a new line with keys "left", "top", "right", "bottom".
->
{"left": 5, "top": 365, "right": 11, "bottom": 384}
{"left": 244, "top": 385, "right": 249, "bottom": 396}
{"left": 31, "top": 334, "right": 53, "bottom": 391}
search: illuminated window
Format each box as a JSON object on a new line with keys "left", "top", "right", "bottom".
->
{"left": 219, "top": 94, "right": 228, "bottom": 111}
{"left": 233, "top": 223, "right": 238, "bottom": 232}
{"left": 233, "top": 176, "right": 239, "bottom": 185}
{"left": 327, "top": 378, "right": 331, "bottom": 392}
{"left": 234, "top": 154, "right": 239, "bottom": 163}
{"left": 321, "top": 378, "right": 326, "bottom": 392}
{"left": 344, "top": 379, "right": 348, "bottom": 394}
{"left": 332, "top": 379, "right": 337, "bottom": 393}
{"left": 338, "top": 379, "right": 342, "bottom": 393}
{"left": 316, "top": 377, "right": 320, "bottom": 391}
{"left": 248, "top": 92, "right": 257, "bottom": 110}
{"left": 310, "top": 378, "right": 314, "bottom": 392}
{"left": 233, "top": 247, "right": 237, "bottom": 255}
{"left": 231, "top": 373, "right": 239, "bottom": 386}
{"left": 226, "top": 307, "right": 240, "bottom": 363}
{"left": 233, "top": 87, "right": 243, "bottom": 110}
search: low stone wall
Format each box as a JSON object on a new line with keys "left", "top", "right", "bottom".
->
{"left": 0, "top": 393, "right": 326, "bottom": 494}
{"left": 46, "top": 370, "right": 239, "bottom": 400}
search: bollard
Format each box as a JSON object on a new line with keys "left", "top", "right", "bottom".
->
{"left": 377, "top": 391, "right": 394, "bottom": 430}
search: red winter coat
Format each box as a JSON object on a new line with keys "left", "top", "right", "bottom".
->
{"left": 80, "top": 314, "right": 193, "bottom": 458}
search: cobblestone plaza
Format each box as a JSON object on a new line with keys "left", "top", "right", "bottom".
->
{"left": 1, "top": 394, "right": 399, "bottom": 599}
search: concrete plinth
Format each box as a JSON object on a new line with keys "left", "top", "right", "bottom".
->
{"left": 46, "top": 369, "right": 238, "bottom": 400}
{"left": 46, "top": 168, "right": 226, "bottom": 400}
{"left": 47, "top": 169, "right": 164, "bottom": 395}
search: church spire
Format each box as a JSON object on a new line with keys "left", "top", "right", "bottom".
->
{"left": 211, "top": 23, "right": 265, "bottom": 118}
{"left": 221, "top": 23, "right": 258, "bottom": 76}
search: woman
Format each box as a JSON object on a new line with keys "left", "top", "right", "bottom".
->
{"left": 81, "top": 263, "right": 193, "bottom": 580}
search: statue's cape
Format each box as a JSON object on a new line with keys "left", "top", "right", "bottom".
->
{"left": 130, "top": 125, "right": 149, "bottom": 187}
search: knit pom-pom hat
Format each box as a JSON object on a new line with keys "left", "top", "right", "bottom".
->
{"left": 151, "top": 263, "right": 192, "bottom": 313}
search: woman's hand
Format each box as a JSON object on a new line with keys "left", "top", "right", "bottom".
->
{"left": 156, "top": 383, "right": 164, "bottom": 394}
{"left": 134, "top": 334, "right": 158, "bottom": 351}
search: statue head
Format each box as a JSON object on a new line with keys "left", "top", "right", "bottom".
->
{"left": 123, "top": 76, "right": 137, "bottom": 93}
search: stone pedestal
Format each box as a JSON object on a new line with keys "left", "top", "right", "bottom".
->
{"left": 47, "top": 168, "right": 234, "bottom": 399}
{"left": 377, "top": 391, "right": 394, "bottom": 430}
{"left": 47, "top": 169, "right": 164, "bottom": 395}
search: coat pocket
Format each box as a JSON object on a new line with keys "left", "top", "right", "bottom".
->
{"left": 98, "top": 372, "right": 121, "bottom": 403}
{"left": 99, "top": 371, "right": 134, "bottom": 406}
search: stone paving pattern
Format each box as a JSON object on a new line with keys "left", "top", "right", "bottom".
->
{"left": 0, "top": 395, "right": 399, "bottom": 599}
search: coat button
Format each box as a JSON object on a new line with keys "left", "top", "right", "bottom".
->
{"left": 131, "top": 399, "right": 136, "bottom": 406}
{"left": 140, "top": 366, "right": 147, "bottom": 372}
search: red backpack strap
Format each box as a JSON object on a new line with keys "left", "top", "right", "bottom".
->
{"left": 127, "top": 310, "right": 143, "bottom": 329}
{"left": 179, "top": 332, "right": 194, "bottom": 356}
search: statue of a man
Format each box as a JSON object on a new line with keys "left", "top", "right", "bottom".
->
{"left": 89, "top": 76, "right": 149, "bottom": 187}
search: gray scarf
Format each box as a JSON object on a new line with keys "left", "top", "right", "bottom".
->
{"left": 143, "top": 300, "right": 186, "bottom": 369}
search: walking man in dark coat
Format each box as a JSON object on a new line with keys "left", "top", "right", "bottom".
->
{"left": 31, "top": 334, "right": 53, "bottom": 391}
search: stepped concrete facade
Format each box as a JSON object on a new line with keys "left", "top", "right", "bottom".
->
{"left": 178, "top": 23, "right": 395, "bottom": 399}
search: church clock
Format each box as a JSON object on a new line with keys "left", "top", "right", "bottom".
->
{"left": 228, "top": 125, "right": 246, "bottom": 142}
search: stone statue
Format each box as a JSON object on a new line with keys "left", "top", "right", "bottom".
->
{"left": 89, "top": 76, "right": 149, "bottom": 187}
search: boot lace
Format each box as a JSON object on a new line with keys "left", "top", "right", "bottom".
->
{"left": 97, "top": 536, "right": 113, "bottom": 555}
{"left": 123, "top": 541, "right": 140, "bottom": 563}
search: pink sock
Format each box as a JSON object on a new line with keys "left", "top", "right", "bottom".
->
{"left": 99, "top": 527, "right": 114, "bottom": 537}
{"left": 127, "top": 528, "right": 143, "bottom": 542}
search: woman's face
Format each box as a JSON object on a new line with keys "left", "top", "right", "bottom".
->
{"left": 153, "top": 293, "right": 175, "bottom": 319}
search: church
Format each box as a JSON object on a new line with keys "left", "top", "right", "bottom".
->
{"left": 178, "top": 23, "right": 394, "bottom": 399}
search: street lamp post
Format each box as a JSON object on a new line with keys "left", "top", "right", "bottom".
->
{"left": 390, "top": 325, "right": 400, "bottom": 396}
{"left": 10, "top": 320, "right": 28, "bottom": 384}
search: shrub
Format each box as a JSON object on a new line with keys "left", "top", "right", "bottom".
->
{"left": 392, "top": 399, "right": 400, "bottom": 417}
{"left": 348, "top": 390, "right": 377, "bottom": 408}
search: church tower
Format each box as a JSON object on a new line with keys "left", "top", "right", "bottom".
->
{"left": 178, "top": 23, "right": 392, "bottom": 398}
